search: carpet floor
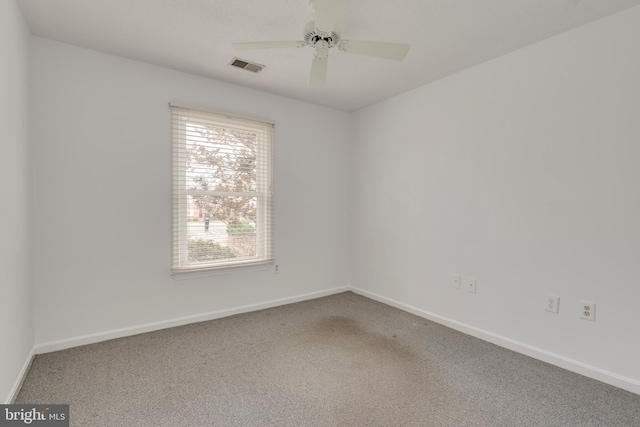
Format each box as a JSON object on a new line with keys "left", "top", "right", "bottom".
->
{"left": 15, "top": 292, "right": 640, "bottom": 426}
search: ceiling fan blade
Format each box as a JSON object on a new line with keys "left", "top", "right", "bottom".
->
{"left": 309, "top": 55, "right": 328, "bottom": 87}
{"left": 340, "top": 40, "right": 410, "bottom": 61}
{"left": 313, "top": 0, "right": 342, "bottom": 32}
{"left": 232, "top": 41, "right": 304, "bottom": 50}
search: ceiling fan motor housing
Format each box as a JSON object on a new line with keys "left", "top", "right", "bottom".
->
{"left": 304, "top": 21, "right": 340, "bottom": 50}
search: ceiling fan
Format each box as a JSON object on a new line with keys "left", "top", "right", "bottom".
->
{"left": 232, "top": 0, "right": 410, "bottom": 87}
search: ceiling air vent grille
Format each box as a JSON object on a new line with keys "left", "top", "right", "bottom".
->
{"left": 229, "top": 58, "right": 265, "bottom": 73}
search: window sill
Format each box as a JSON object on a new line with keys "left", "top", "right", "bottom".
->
{"left": 171, "top": 260, "right": 274, "bottom": 281}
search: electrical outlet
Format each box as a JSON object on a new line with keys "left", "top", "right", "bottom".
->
{"left": 545, "top": 295, "right": 560, "bottom": 314}
{"left": 465, "top": 278, "right": 476, "bottom": 293}
{"left": 273, "top": 264, "right": 280, "bottom": 274}
{"left": 580, "top": 300, "right": 595, "bottom": 321}
{"left": 452, "top": 274, "right": 461, "bottom": 289}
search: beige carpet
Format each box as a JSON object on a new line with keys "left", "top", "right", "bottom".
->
{"left": 15, "top": 292, "right": 640, "bottom": 426}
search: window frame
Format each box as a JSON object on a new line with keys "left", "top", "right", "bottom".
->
{"left": 170, "top": 103, "right": 274, "bottom": 276}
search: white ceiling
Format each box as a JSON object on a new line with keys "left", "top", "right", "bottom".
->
{"left": 18, "top": 0, "right": 640, "bottom": 111}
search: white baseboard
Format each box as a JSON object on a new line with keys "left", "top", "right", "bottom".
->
{"left": 6, "top": 347, "right": 35, "bottom": 404}
{"left": 35, "top": 286, "right": 350, "bottom": 354}
{"left": 350, "top": 286, "right": 640, "bottom": 396}
{"left": 29, "top": 284, "right": 640, "bottom": 397}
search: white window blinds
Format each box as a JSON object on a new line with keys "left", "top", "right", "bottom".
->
{"left": 171, "top": 105, "right": 274, "bottom": 272}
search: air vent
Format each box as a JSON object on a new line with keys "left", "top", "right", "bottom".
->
{"left": 229, "top": 58, "right": 265, "bottom": 73}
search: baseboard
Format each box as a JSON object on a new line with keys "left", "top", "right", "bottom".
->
{"left": 35, "top": 286, "right": 351, "bottom": 354}
{"left": 31, "top": 284, "right": 640, "bottom": 396}
{"left": 350, "top": 286, "right": 640, "bottom": 396}
{"left": 5, "top": 347, "right": 35, "bottom": 404}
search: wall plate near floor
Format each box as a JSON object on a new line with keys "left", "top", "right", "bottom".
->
{"left": 452, "top": 274, "right": 461, "bottom": 289}
{"left": 465, "top": 278, "right": 476, "bottom": 293}
{"left": 545, "top": 294, "right": 560, "bottom": 314}
{"left": 580, "top": 300, "right": 595, "bottom": 321}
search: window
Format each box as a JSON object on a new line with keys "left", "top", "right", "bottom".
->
{"left": 171, "top": 105, "right": 273, "bottom": 273}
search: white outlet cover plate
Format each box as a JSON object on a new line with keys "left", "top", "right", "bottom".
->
{"left": 465, "top": 278, "right": 476, "bottom": 293}
{"left": 580, "top": 300, "right": 596, "bottom": 321}
{"left": 545, "top": 294, "right": 559, "bottom": 314}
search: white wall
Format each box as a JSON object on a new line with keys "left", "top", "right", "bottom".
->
{"left": 351, "top": 6, "right": 640, "bottom": 392}
{"left": 31, "top": 37, "right": 350, "bottom": 347}
{"left": 0, "top": 0, "right": 33, "bottom": 403}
